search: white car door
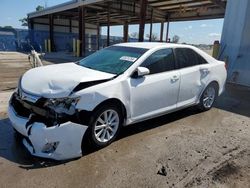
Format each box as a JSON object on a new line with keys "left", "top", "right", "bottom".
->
{"left": 129, "top": 48, "right": 180, "bottom": 121}
{"left": 174, "top": 48, "right": 210, "bottom": 107}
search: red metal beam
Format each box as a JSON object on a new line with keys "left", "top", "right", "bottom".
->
{"left": 160, "top": 21, "right": 164, "bottom": 42}
{"left": 69, "top": 19, "right": 72, "bottom": 33}
{"left": 210, "top": 0, "right": 226, "bottom": 9}
{"left": 123, "top": 21, "right": 129, "bottom": 42}
{"left": 107, "top": 3, "right": 110, "bottom": 46}
{"left": 82, "top": 7, "right": 86, "bottom": 56}
{"left": 28, "top": 18, "right": 34, "bottom": 43}
{"left": 138, "top": 0, "right": 147, "bottom": 42}
{"left": 149, "top": 8, "right": 153, "bottom": 42}
{"left": 97, "top": 23, "right": 100, "bottom": 50}
{"left": 78, "top": 7, "right": 82, "bottom": 56}
{"left": 166, "top": 17, "right": 170, "bottom": 42}
{"left": 49, "top": 14, "right": 55, "bottom": 51}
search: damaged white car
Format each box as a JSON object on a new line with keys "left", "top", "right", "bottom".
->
{"left": 8, "top": 42, "right": 227, "bottom": 160}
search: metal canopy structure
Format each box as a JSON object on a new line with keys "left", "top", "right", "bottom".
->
{"left": 28, "top": 0, "right": 227, "bottom": 56}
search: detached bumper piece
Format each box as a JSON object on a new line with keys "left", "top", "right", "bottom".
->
{"left": 8, "top": 93, "right": 88, "bottom": 160}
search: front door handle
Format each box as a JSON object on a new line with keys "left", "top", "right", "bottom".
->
{"left": 171, "top": 75, "right": 179, "bottom": 82}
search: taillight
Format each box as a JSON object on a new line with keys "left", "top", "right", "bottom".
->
{"left": 224, "top": 62, "right": 227, "bottom": 70}
{"left": 224, "top": 56, "right": 228, "bottom": 70}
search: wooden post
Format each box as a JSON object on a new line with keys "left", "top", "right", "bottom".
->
{"left": 160, "top": 22, "right": 164, "bottom": 42}
{"left": 138, "top": 0, "right": 147, "bottom": 42}
{"left": 166, "top": 17, "right": 170, "bottom": 42}
{"left": 107, "top": 3, "right": 110, "bottom": 46}
{"left": 49, "top": 14, "right": 54, "bottom": 51}
{"left": 149, "top": 8, "right": 153, "bottom": 42}
{"left": 123, "top": 22, "right": 128, "bottom": 42}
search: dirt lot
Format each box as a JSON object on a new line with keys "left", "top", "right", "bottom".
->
{"left": 0, "top": 52, "right": 250, "bottom": 188}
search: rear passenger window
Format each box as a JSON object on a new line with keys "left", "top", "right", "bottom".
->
{"left": 141, "top": 48, "right": 175, "bottom": 74}
{"left": 196, "top": 53, "right": 208, "bottom": 65}
{"left": 175, "top": 48, "right": 207, "bottom": 69}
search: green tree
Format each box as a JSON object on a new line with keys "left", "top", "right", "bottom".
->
{"left": 19, "top": 17, "right": 28, "bottom": 27}
{"left": 36, "top": 5, "right": 44, "bottom": 11}
{"left": 129, "top": 32, "right": 138, "bottom": 39}
{"left": 3, "top": 26, "right": 13, "bottom": 29}
{"left": 146, "top": 33, "right": 158, "bottom": 41}
{"left": 19, "top": 5, "right": 44, "bottom": 28}
{"left": 172, "top": 35, "right": 180, "bottom": 43}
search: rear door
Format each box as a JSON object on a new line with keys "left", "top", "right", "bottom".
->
{"left": 129, "top": 48, "right": 180, "bottom": 121}
{"left": 174, "top": 48, "right": 210, "bottom": 107}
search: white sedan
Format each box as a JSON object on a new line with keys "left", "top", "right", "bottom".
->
{"left": 8, "top": 42, "right": 227, "bottom": 160}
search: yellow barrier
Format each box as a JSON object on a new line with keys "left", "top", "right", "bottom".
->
{"left": 212, "top": 40, "right": 220, "bottom": 59}
{"left": 76, "top": 39, "right": 81, "bottom": 57}
{"left": 44, "top": 39, "right": 48, "bottom": 52}
{"left": 48, "top": 39, "right": 51, "bottom": 53}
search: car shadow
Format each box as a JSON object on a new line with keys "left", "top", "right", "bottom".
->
{"left": 79, "top": 106, "right": 203, "bottom": 158}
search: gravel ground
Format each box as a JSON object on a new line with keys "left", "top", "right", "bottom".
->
{"left": 0, "top": 52, "right": 250, "bottom": 188}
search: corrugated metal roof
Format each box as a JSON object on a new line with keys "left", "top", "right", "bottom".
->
{"left": 28, "top": 0, "right": 227, "bottom": 25}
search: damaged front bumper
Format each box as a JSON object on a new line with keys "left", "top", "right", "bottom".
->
{"left": 8, "top": 93, "right": 88, "bottom": 160}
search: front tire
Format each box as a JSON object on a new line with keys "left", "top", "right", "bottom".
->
{"left": 87, "top": 104, "right": 123, "bottom": 148}
{"left": 198, "top": 83, "right": 218, "bottom": 111}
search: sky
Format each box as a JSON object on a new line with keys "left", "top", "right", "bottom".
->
{"left": 0, "top": 0, "right": 224, "bottom": 44}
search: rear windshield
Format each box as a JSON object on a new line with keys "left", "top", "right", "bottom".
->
{"left": 78, "top": 46, "right": 148, "bottom": 75}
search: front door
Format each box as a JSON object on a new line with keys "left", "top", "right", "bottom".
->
{"left": 129, "top": 48, "right": 180, "bottom": 121}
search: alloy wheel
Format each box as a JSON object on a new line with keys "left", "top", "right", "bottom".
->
{"left": 94, "top": 109, "right": 119, "bottom": 143}
{"left": 203, "top": 86, "right": 216, "bottom": 108}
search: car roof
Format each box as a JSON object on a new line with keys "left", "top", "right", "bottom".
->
{"left": 114, "top": 42, "right": 191, "bottom": 49}
{"left": 115, "top": 42, "right": 217, "bottom": 64}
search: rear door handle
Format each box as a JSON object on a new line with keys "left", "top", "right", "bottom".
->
{"left": 200, "top": 68, "right": 210, "bottom": 74}
{"left": 171, "top": 75, "right": 179, "bottom": 82}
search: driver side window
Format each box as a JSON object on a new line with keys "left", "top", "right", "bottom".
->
{"left": 140, "top": 48, "right": 175, "bottom": 74}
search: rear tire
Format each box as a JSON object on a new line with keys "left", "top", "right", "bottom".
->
{"left": 87, "top": 104, "right": 123, "bottom": 148}
{"left": 198, "top": 83, "right": 218, "bottom": 111}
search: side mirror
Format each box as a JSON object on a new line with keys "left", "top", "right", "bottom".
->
{"left": 132, "top": 67, "right": 150, "bottom": 78}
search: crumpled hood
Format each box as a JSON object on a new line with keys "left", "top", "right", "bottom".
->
{"left": 21, "top": 63, "right": 115, "bottom": 98}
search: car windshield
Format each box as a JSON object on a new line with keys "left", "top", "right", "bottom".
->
{"left": 78, "top": 46, "right": 148, "bottom": 75}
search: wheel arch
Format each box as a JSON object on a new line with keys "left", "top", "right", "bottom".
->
{"left": 93, "top": 98, "right": 127, "bottom": 122}
{"left": 78, "top": 98, "right": 127, "bottom": 126}
{"left": 198, "top": 80, "right": 220, "bottom": 102}
{"left": 208, "top": 80, "right": 219, "bottom": 92}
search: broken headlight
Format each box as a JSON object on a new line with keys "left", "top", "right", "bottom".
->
{"left": 44, "top": 97, "right": 80, "bottom": 115}
{"left": 44, "top": 97, "right": 80, "bottom": 107}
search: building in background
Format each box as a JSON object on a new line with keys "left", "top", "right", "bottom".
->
{"left": 27, "top": 0, "right": 226, "bottom": 56}
{"left": 220, "top": 0, "right": 250, "bottom": 87}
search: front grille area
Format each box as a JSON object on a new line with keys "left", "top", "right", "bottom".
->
{"left": 11, "top": 93, "right": 31, "bottom": 118}
{"left": 11, "top": 93, "right": 55, "bottom": 127}
{"left": 10, "top": 92, "right": 82, "bottom": 127}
